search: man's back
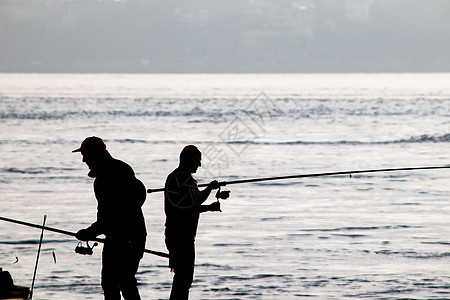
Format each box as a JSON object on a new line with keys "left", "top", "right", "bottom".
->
{"left": 94, "top": 157, "right": 147, "bottom": 241}
{"left": 164, "top": 167, "right": 201, "bottom": 240}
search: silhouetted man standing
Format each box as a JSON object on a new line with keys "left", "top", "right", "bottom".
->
{"left": 164, "top": 145, "right": 221, "bottom": 300}
{"left": 73, "top": 136, "right": 147, "bottom": 300}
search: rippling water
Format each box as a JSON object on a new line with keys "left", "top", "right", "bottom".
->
{"left": 0, "top": 73, "right": 449, "bottom": 299}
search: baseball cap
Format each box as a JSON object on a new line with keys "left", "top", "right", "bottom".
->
{"left": 72, "top": 136, "right": 106, "bottom": 154}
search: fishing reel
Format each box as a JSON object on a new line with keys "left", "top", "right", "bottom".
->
{"left": 75, "top": 241, "right": 98, "bottom": 255}
{"left": 215, "top": 187, "right": 230, "bottom": 200}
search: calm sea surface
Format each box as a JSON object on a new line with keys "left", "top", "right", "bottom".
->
{"left": 0, "top": 73, "right": 449, "bottom": 299}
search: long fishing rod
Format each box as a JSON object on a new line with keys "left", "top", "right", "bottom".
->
{"left": 0, "top": 216, "right": 169, "bottom": 258}
{"left": 147, "top": 165, "right": 450, "bottom": 193}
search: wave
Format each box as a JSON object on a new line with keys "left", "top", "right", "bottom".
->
{"left": 0, "top": 239, "right": 73, "bottom": 245}
{"left": 225, "top": 133, "right": 450, "bottom": 145}
{"left": 331, "top": 233, "right": 367, "bottom": 238}
{"left": 373, "top": 249, "right": 450, "bottom": 259}
{"left": 397, "top": 133, "right": 450, "bottom": 143}
{"left": 2, "top": 167, "right": 53, "bottom": 174}
{"left": 1, "top": 167, "right": 76, "bottom": 175}
{"left": 90, "top": 133, "right": 450, "bottom": 145}
{"left": 215, "top": 273, "right": 292, "bottom": 284}
{"left": 1, "top": 97, "right": 449, "bottom": 121}
{"left": 254, "top": 181, "right": 304, "bottom": 187}
{"left": 421, "top": 241, "right": 450, "bottom": 245}
{"left": 0, "top": 107, "right": 234, "bottom": 121}
{"left": 300, "top": 225, "right": 415, "bottom": 232}
{"left": 213, "top": 243, "right": 254, "bottom": 247}
{"left": 0, "top": 134, "right": 448, "bottom": 154}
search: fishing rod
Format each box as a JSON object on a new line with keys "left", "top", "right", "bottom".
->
{"left": 147, "top": 165, "right": 450, "bottom": 194}
{"left": 0, "top": 216, "right": 169, "bottom": 258}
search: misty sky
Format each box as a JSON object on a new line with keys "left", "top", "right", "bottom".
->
{"left": 1, "top": 0, "right": 450, "bottom": 73}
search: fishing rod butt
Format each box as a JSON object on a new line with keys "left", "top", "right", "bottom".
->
{"left": 147, "top": 188, "right": 164, "bottom": 194}
{"left": 144, "top": 249, "right": 170, "bottom": 258}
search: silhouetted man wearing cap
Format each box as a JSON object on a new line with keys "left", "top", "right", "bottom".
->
{"left": 164, "top": 145, "right": 221, "bottom": 300}
{"left": 73, "top": 136, "right": 147, "bottom": 300}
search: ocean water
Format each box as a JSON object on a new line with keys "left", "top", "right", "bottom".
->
{"left": 0, "top": 73, "right": 449, "bottom": 300}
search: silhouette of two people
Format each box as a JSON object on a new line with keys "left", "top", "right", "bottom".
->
{"left": 73, "top": 139, "right": 223, "bottom": 300}
{"left": 74, "top": 137, "right": 147, "bottom": 300}
{"left": 164, "top": 145, "right": 221, "bottom": 300}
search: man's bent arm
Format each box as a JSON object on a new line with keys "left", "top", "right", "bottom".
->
{"left": 197, "top": 180, "right": 220, "bottom": 205}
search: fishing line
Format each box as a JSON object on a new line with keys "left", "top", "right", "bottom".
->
{"left": 147, "top": 165, "right": 450, "bottom": 193}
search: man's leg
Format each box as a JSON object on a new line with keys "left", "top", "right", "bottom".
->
{"left": 119, "top": 251, "right": 142, "bottom": 300}
{"left": 119, "top": 238, "right": 145, "bottom": 300}
{"left": 170, "top": 267, "right": 194, "bottom": 300}
{"left": 169, "top": 240, "right": 195, "bottom": 300}
{"left": 102, "top": 243, "right": 121, "bottom": 300}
